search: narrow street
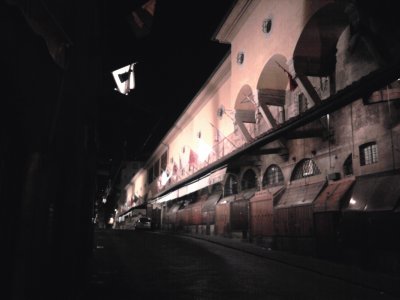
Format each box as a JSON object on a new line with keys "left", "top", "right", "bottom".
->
{"left": 81, "top": 230, "right": 397, "bottom": 300}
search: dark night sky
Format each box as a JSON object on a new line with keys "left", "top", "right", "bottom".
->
{"left": 0, "top": 0, "right": 234, "bottom": 165}
{"left": 99, "top": 0, "right": 235, "bottom": 162}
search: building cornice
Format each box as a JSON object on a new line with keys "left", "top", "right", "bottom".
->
{"left": 171, "top": 53, "right": 231, "bottom": 136}
{"left": 213, "top": 0, "right": 261, "bottom": 44}
{"left": 148, "top": 51, "right": 232, "bottom": 163}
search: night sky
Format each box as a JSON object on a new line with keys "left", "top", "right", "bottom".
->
{"left": 97, "top": 0, "right": 235, "bottom": 162}
{"left": 0, "top": 0, "right": 234, "bottom": 164}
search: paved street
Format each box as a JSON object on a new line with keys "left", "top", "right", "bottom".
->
{"left": 81, "top": 229, "right": 398, "bottom": 300}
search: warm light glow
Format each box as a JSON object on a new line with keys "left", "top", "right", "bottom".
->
{"left": 160, "top": 170, "right": 171, "bottom": 186}
{"left": 102, "top": 197, "right": 107, "bottom": 204}
{"left": 349, "top": 198, "right": 356, "bottom": 205}
{"left": 108, "top": 217, "right": 114, "bottom": 224}
{"left": 197, "top": 139, "right": 212, "bottom": 162}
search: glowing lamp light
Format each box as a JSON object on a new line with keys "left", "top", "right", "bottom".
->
{"left": 108, "top": 217, "right": 114, "bottom": 225}
{"left": 102, "top": 197, "right": 107, "bottom": 204}
{"left": 160, "top": 170, "right": 171, "bottom": 186}
{"left": 349, "top": 198, "right": 356, "bottom": 205}
{"left": 197, "top": 139, "right": 212, "bottom": 162}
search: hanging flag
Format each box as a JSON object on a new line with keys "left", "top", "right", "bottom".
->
{"left": 178, "top": 154, "right": 183, "bottom": 170}
{"left": 275, "top": 61, "right": 298, "bottom": 91}
{"left": 189, "top": 149, "right": 198, "bottom": 167}
{"left": 112, "top": 63, "right": 136, "bottom": 95}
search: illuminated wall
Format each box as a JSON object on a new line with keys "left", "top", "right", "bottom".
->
{"left": 117, "top": 0, "right": 400, "bottom": 215}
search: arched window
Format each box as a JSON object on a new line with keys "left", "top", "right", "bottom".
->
{"left": 241, "top": 169, "right": 258, "bottom": 191}
{"left": 291, "top": 159, "right": 321, "bottom": 181}
{"left": 224, "top": 174, "right": 238, "bottom": 196}
{"left": 343, "top": 154, "right": 353, "bottom": 176}
{"left": 359, "top": 142, "right": 378, "bottom": 166}
{"left": 262, "top": 164, "right": 284, "bottom": 187}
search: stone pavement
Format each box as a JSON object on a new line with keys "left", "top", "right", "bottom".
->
{"left": 176, "top": 232, "right": 400, "bottom": 299}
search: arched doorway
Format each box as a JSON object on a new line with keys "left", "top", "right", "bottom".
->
{"left": 224, "top": 173, "right": 238, "bottom": 197}
{"left": 343, "top": 154, "right": 353, "bottom": 176}
{"left": 241, "top": 168, "right": 258, "bottom": 191}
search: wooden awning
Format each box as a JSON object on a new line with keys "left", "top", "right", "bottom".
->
{"left": 313, "top": 177, "right": 355, "bottom": 212}
{"left": 155, "top": 166, "right": 227, "bottom": 203}
{"left": 250, "top": 186, "right": 284, "bottom": 203}
{"left": 344, "top": 172, "right": 400, "bottom": 211}
{"left": 275, "top": 179, "right": 326, "bottom": 208}
{"left": 202, "top": 192, "right": 222, "bottom": 213}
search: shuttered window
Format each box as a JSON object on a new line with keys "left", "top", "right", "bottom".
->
{"left": 359, "top": 142, "right": 378, "bottom": 166}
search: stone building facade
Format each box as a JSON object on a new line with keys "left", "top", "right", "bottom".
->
{"left": 116, "top": 0, "right": 400, "bottom": 273}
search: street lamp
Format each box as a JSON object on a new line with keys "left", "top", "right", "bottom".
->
{"left": 112, "top": 62, "right": 136, "bottom": 95}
